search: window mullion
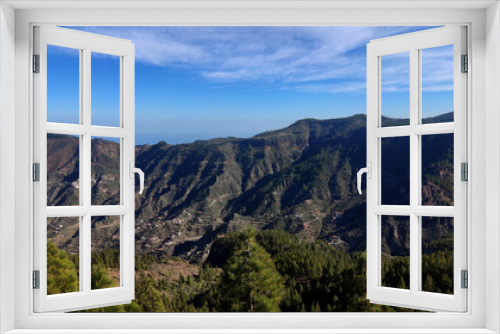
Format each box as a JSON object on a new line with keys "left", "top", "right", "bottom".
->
{"left": 409, "top": 47, "right": 420, "bottom": 294}
{"left": 416, "top": 48, "right": 423, "bottom": 293}
{"left": 77, "top": 49, "right": 85, "bottom": 293}
{"left": 82, "top": 47, "right": 91, "bottom": 208}
{"left": 81, "top": 214, "right": 91, "bottom": 293}
{"left": 81, "top": 47, "right": 92, "bottom": 294}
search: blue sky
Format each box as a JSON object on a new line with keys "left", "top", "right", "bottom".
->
{"left": 47, "top": 26, "right": 453, "bottom": 145}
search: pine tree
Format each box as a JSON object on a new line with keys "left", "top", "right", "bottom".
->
{"left": 220, "top": 228, "right": 285, "bottom": 312}
{"left": 47, "top": 242, "right": 79, "bottom": 295}
{"left": 91, "top": 265, "right": 116, "bottom": 290}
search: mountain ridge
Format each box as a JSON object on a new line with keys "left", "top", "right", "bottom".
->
{"left": 47, "top": 112, "right": 454, "bottom": 262}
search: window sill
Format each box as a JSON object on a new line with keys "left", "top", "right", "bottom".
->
{"left": 4, "top": 329, "right": 498, "bottom": 334}
{"left": 4, "top": 330, "right": 498, "bottom": 334}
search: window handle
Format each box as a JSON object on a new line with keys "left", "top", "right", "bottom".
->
{"left": 357, "top": 162, "right": 371, "bottom": 195}
{"left": 129, "top": 162, "right": 145, "bottom": 195}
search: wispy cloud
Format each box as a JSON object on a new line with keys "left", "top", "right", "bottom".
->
{"left": 67, "top": 26, "right": 451, "bottom": 93}
{"left": 292, "top": 81, "right": 367, "bottom": 94}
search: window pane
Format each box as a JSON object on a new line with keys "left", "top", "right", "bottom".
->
{"left": 381, "top": 215, "right": 410, "bottom": 290}
{"left": 91, "top": 216, "right": 120, "bottom": 290}
{"left": 421, "top": 216, "right": 454, "bottom": 294}
{"left": 421, "top": 133, "right": 454, "bottom": 206}
{"left": 47, "top": 45, "right": 80, "bottom": 124}
{"left": 421, "top": 45, "right": 454, "bottom": 124}
{"left": 381, "top": 52, "right": 410, "bottom": 127}
{"left": 91, "top": 52, "right": 120, "bottom": 127}
{"left": 381, "top": 136, "right": 410, "bottom": 205}
{"left": 91, "top": 137, "right": 120, "bottom": 205}
{"left": 47, "top": 217, "right": 80, "bottom": 295}
{"left": 47, "top": 134, "right": 79, "bottom": 206}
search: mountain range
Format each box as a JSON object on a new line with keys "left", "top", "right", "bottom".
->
{"left": 47, "top": 112, "right": 454, "bottom": 262}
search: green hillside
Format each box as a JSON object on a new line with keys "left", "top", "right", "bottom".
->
{"left": 48, "top": 228, "right": 452, "bottom": 312}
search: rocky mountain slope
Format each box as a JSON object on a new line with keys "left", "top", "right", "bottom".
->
{"left": 47, "top": 112, "right": 454, "bottom": 262}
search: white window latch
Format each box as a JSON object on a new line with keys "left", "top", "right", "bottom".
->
{"left": 357, "top": 162, "right": 372, "bottom": 195}
{"left": 129, "top": 162, "right": 145, "bottom": 195}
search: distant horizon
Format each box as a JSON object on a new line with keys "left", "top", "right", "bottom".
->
{"left": 50, "top": 111, "right": 453, "bottom": 146}
{"left": 48, "top": 26, "right": 452, "bottom": 144}
{"left": 138, "top": 110, "right": 454, "bottom": 146}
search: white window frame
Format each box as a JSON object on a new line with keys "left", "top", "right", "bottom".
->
{"left": 0, "top": 1, "right": 499, "bottom": 333}
{"left": 33, "top": 26, "right": 136, "bottom": 313}
{"left": 365, "top": 26, "right": 467, "bottom": 312}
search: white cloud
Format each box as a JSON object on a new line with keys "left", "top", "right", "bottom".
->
{"left": 66, "top": 26, "right": 452, "bottom": 93}
{"left": 292, "top": 82, "right": 367, "bottom": 94}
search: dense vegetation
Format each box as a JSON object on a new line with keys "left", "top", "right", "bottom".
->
{"left": 48, "top": 228, "right": 453, "bottom": 312}
{"left": 47, "top": 243, "right": 79, "bottom": 295}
